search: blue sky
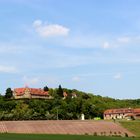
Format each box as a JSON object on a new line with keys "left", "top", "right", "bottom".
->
{"left": 0, "top": 0, "right": 140, "bottom": 99}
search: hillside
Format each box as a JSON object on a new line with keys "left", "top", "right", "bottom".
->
{"left": 119, "top": 121, "right": 140, "bottom": 137}
{"left": 0, "top": 120, "right": 135, "bottom": 137}
{"left": 1, "top": 87, "right": 140, "bottom": 120}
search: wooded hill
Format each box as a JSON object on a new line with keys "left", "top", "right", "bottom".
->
{"left": 1, "top": 86, "right": 140, "bottom": 120}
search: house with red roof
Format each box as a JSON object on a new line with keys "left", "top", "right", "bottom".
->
{"left": 104, "top": 108, "right": 140, "bottom": 120}
{"left": 13, "top": 87, "right": 52, "bottom": 99}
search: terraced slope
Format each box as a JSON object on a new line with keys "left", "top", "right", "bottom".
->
{"left": 0, "top": 120, "right": 135, "bottom": 137}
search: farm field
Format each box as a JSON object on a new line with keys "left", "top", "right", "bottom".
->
{"left": 0, "top": 120, "right": 134, "bottom": 137}
{"left": 119, "top": 121, "right": 140, "bottom": 137}
{"left": 0, "top": 134, "right": 139, "bottom": 140}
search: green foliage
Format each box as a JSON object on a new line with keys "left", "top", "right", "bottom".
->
{"left": 0, "top": 87, "right": 140, "bottom": 121}
{"left": 0, "top": 134, "right": 139, "bottom": 140}
{"left": 43, "top": 85, "right": 49, "bottom": 91}
{"left": 12, "top": 101, "right": 32, "bottom": 120}
{"left": 5, "top": 88, "right": 13, "bottom": 99}
{"left": 57, "top": 85, "right": 63, "bottom": 97}
{"left": 119, "top": 121, "right": 140, "bottom": 137}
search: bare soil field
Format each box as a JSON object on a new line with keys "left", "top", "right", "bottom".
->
{"left": 0, "top": 120, "right": 135, "bottom": 137}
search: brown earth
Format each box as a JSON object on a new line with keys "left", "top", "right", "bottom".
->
{"left": 0, "top": 120, "right": 135, "bottom": 137}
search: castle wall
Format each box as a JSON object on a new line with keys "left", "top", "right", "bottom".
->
{"left": 13, "top": 88, "right": 51, "bottom": 99}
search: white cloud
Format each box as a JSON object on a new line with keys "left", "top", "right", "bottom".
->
{"left": 0, "top": 43, "right": 24, "bottom": 54}
{"left": 33, "top": 20, "right": 70, "bottom": 38}
{"left": 102, "top": 41, "right": 110, "bottom": 49}
{"left": 113, "top": 73, "right": 122, "bottom": 79}
{"left": 72, "top": 76, "right": 80, "bottom": 82}
{"left": 117, "top": 37, "right": 130, "bottom": 43}
{"left": 33, "top": 19, "right": 42, "bottom": 27}
{"left": 0, "top": 65, "right": 17, "bottom": 73}
{"left": 101, "top": 36, "right": 132, "bottom": 49}
{"left": 0, "top": 46, "right": 20, "bottom": 54}
{"left": 23, "top": 76, "right": 39, "bottom": 86}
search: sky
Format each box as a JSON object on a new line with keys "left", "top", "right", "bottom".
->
{"left": 0, "top": 0, "right": 140, "bottom": 99}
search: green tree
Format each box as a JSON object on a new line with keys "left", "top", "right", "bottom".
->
{"left": 43, "top": 85, "right": 49, "bottom": 91}
{"left": 57, "top": 85, "right": 63, "bottom": 97}
{"left": 5, "top": 88, "right": 13, "bottom": 99}
{"left": 12, "top": 101, "right": 32, "bottom": 120}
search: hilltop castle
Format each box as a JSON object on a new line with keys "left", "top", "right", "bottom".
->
{"left": 13, "top": 87, "right": 52, "bottom": 99}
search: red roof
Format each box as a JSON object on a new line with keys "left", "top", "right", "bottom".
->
{"left": 30, "top": 88, "right": 48, "bottom": 96}
{"left": 63, "top": 92, "right": 67, "bottom": 97}
{"left": 134, "top": 108, "right": 140, "bottom": 114}
{"left": 14, "top": 88, "right": 26, "bottom": 96}
{"left": 104, "top": 108, "right": 133, "bottom": 114}
{"left": 125, "top": 113, "right": 134, "bottom": 117}
{"left": 14, "top": 87, "right": 48, "bottom": 96}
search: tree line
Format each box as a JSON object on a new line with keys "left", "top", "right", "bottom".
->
{"left": 0, "top": 85, "right": 140, "bottom": 120}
